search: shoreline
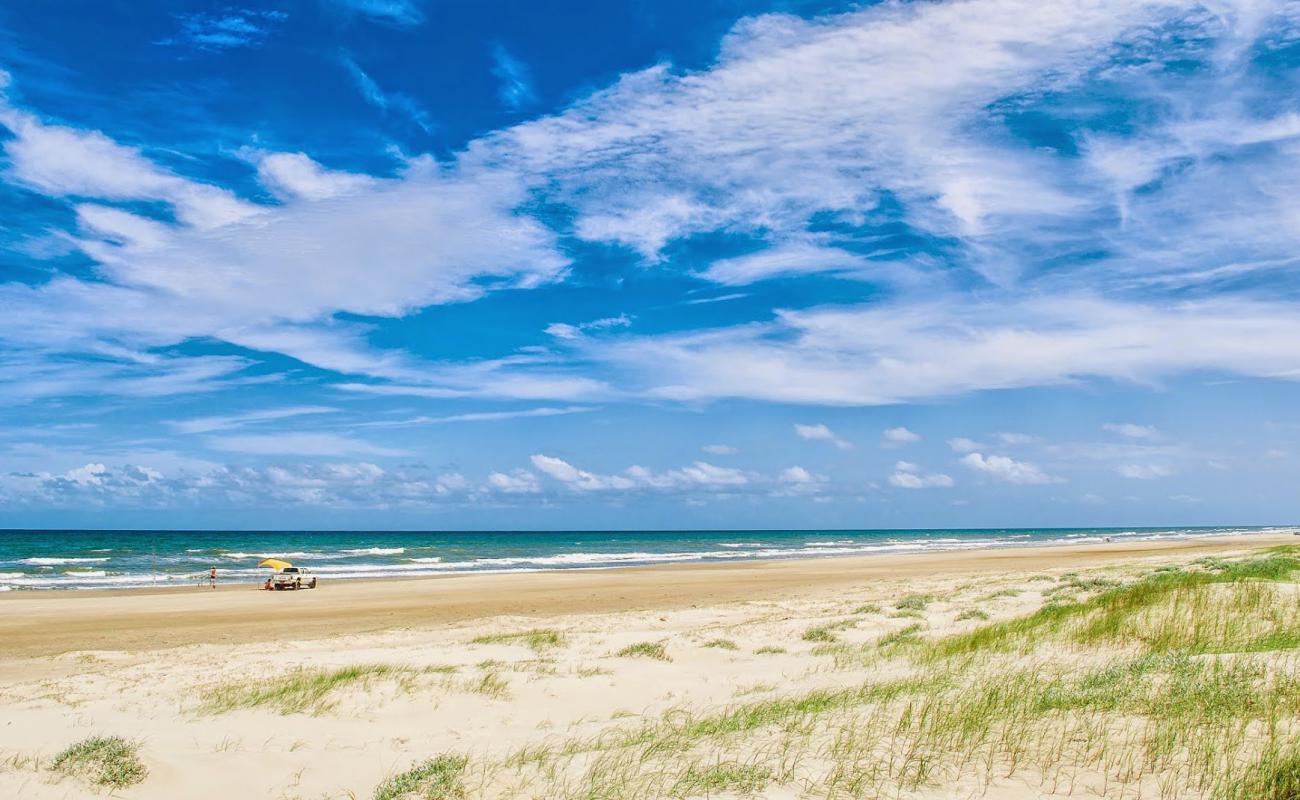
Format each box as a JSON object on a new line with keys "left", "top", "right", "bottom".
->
{"left": 0, "top": 532, "right": 1289, "bottom": 661}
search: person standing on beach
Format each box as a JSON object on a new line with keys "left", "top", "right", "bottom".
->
{"left": 209, "top": 566, "right": 217, "bottom": 589}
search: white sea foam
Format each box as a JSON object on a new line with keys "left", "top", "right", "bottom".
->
{"left": 341, "top": 547, "right": 405, "bottom": 556}
{"left": 21, "top": 557, "right": 109, "bottom": 565}
{"left": 407, "top": 557, "right": 444, "bottom": 563}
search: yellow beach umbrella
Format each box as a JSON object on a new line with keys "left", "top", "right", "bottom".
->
{"left": 258, "top": 558, "right": 292, "bottom": 571}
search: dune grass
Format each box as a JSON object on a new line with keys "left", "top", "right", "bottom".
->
{"left": 894, "top": 593, "right": 934, "bottom": 611}
{"left": 51, "top": 735, "right": 147, "bottom": 789}
{"left": 201, "top": 664, "right": 452, "bottom": 714}
{"left": 471, "top": 628, "right": 565, "bottom": 652}
{"left": 926, "top": 547, "right": 1300, "bottom": 661}
{"left": 374, "top": 754, "right": 467, "bottom": 800}
{"left": 617, "top": 642, "right": 670, "bottom": 661}
{"left": 429, "top": 546, "right": 1300, "bottom": 800}
{"left": 702, "top": 638, "right": 739, "bottom": 650}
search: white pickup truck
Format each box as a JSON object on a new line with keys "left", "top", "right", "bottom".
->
{"left": 270, "top": 567, "right": 317, "bottom": 590}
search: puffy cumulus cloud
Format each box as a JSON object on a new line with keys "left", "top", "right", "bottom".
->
{"left": 1104, "top": 423, "right": 1159, "bottom": 440}
{"left": 485, "top": 470, "right": 541, "bottom": 494}
{"left": 883, "top": 426, "right": 920, "bottom": 444}
{"left": 948, "top": 437, "right": 983, "bottom": 453}
{"left": 888, "top": 461, "right": 953, "bottom": 489}
{"left": 960, "top": 453, "right": 1059, "bottom": 485}
{"left": 794, "top": 423, "right": 852, "bottom": 450}
{"left": 530, "top": 454, "right": 636, "bottom": 491}
{"left": 775, "top": 465, "right": 828, "bottom": 496}
{"left": 525, "top": 453, "right": 835, "bottom": 497}
{"left": 1117, "top": 463, "right": 1172, "bottom": 480}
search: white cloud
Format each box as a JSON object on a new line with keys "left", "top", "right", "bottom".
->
{"left": 888, "top": 461, "right": 954, "bottom": 489}
{"left": 544, "top": 314, "right": 631, "bottom": 340}
{"left": 170, "top": 406, "right": 337, "bottom": 435}
{"left": 589, "top": 296, "right": 1300, "bottom": 406}
{"left": 159, "top": 9, "right": 288, "bottom": 50}
{"left": 702, "top": 241, "right": 875, "bottom": 285}
{"left": 1117, "top": 463, "right": 1171, "bottom": 480}
{"left": 794, "top": 423, "right": 852, "bottom": 450}
{"left": 253, "top": 152, "right": 376, "bottom": 201}
{"left": 947, "top": 437, "right": 983, "bottom": 453}
{"left": 0, "top": 104, "right": 255, "bottom": 229}
{"left": 960, "top": 452, "right": 1058, "bottom": 485}
{"left": 491, "top": 44, "right": 537, "bottom": 111}
{"left": 995, "top": 432, "right": 1038, "bottom": 445}
{"left": 701, "top": 444, "right": 737, "bottom": 455}
{"left": 883, "top": 426, "right": 920, "bottom": 444}
{"left": 339, "top": 53, "right": 433, "bottom": 133}
{"left": 4, "top": 0, "right": 1300, "bottom": 416}
{"left": 330, "top": 0, "right": 424, "bottom": 27}
{"left": 486, "top": 469, "right": 540, "bottom": 494}
{"left": 204, "top": 432, "right": 409, "bottom": 457}
{"left": 1103, "top": 423, "right": 1158, "bottom": 439}
{"left": 530, "top": 454, "right": 635, "bottom": 491}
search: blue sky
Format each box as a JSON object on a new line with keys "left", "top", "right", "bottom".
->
{"left": 1, "top": 0, "right": 1298, "bottom": 530}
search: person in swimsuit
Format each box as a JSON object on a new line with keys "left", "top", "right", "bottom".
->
{"left": 209, "top": 566, "right": 217, "bottom": 589}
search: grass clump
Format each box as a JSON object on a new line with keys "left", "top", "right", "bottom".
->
{"left": 754, "top": 645, "right": 786, "bottom": 655}
{"left": 470, "top": 628, "right": 564, "bottom": 652}
{"left": 928, "top": 548, "right": 1300, "bottom": 661}
{"left": 878, "top": 623, "right": 923, "bottom": 648}
{"left": 955, "top": 608, "right": 989, "bottom": 621}
{"left": 471, "top": 672, "right": 510, "bottom": 699}
{"left": 802, "top": 625, "right": 838, "bottom": 643}
{"left": 672, "top": 762, "right": 771, "bottom": 795}
{"left": 1220, "top": 746, "right": 1300, "bottom": 800}
{"left": 617, "top": 641, "right": 670, "bottom": 661}
{"left": 702, "top": 638, "right": 739, "bottom": 650}
{"left": 980, "top": 588, "right": 1021, "bottom": 600}
{"left": 895, "top": 593, "right": 934, "bottom": 612}
{"left": 853, "top": 603, "right": 883, "bottom": 615}
{"left": 373, "top": 754, "right": 467, "bottom": 800}
{"left": 51, "top": 736, "right": 147, "bottom": 789}
{"left": 202, "top": 664, "right": 427, "bottom": 714}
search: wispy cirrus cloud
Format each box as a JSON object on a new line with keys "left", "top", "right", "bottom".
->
{"left": 329, "top": 0, "right": 424, "bottom": 27}
{"left": 339, "top": 53, "right": 435, "bottom": 133}
{"left": 158, "top": 8, "right": 288, "bottom": 51}
{"left": 490, "top": 44, "right": 537, "bottom": 111}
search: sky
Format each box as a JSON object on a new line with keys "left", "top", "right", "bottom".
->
{"left": 0, "top": 0, "right": 1298, "bottom": 530}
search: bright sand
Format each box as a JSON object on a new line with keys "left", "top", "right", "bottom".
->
{"left": 0, "top": 532, "right": 1291, "bottom": 798}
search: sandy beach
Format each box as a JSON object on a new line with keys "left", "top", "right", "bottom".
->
{"left": 0, "top": 532, "right": 1294, "bottom": 798}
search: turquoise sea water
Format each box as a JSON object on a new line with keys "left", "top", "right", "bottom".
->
{"left": 0, "top": 526, "right": 1291, "bottom": 591}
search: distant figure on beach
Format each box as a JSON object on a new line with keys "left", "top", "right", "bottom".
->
{"left": 209, "top": 566, "right": 217, "bottom": 589}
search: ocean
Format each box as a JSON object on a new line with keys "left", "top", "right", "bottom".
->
{"left": 0, "top": 526, "right": 1291, "bottom": 591}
